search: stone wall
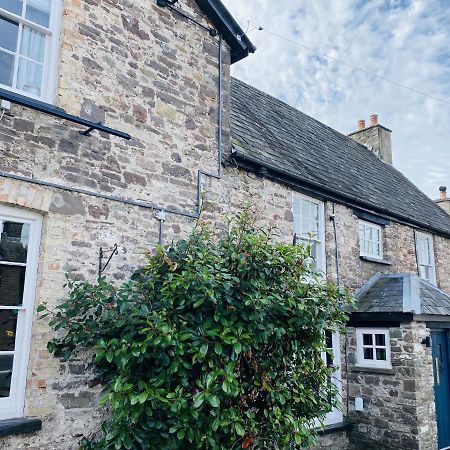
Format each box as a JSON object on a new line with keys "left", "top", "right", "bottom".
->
{"left": 0, "top": 0, "right": 449, "bottom": 448}
{"left": 345, "top": 322, "right": 437, "bottom": 450}
{"left": 0, "top": 0, "right": 230, "bottom": 448}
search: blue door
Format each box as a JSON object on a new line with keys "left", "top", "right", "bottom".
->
{"left": 432, "top": 331, "right": 450, "bottom": 449}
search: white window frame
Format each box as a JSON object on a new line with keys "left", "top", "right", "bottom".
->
{"left": 0, "top": 0, "right": 62, "bottom": 102}
{"left": 415, "top": 232, "right": 437, "bottom": 286}
{"left": 293, "top": 193, "right": 326, "bottom": 274}
{"left": 356, "top": 328, "right": 391, "bottom": 370}
{"left": 322, "top": 332, "right": 343, "bottom": 425}
{"left": 0, "top": 204, "right": 42, "bottom": 420}
{"left": 358, "top": 220, "right": 383, "bottom": 260}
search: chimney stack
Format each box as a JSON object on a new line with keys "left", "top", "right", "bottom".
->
{"left": 348, "top": 114, "right": 393, "bottom": 165}
{"left": 436, "top": 186, "right": 450, "bottom": 215}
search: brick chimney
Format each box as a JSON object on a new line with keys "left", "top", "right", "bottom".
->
{"left": 348, "top": 114, "right": 393, "bottom": 165}
{"left": 435, "top": 186, "right": 450, "bottom": 215}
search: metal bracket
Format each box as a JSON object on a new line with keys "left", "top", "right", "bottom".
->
{"left": 80, "top": 122, "right": 103, "bottom": 137}
{"left": 98, "top": 244, "right": 119, "bottom": 276}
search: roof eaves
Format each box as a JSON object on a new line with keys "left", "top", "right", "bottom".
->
{"left": 231, "top": 146, "right": 450, "bottom": 238}
{"left": 195, "top": 0, "right": 256, "bottom": 63}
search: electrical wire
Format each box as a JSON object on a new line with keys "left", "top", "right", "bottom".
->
{"left": 248, "top": 21, "right": 450, "bottom": 106}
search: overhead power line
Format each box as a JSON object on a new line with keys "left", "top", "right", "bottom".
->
{"left": 246, "top": 21, "right": 450, "bottom": 106}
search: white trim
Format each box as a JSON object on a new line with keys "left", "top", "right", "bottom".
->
{"left": 358, "top": 220, "right": 383, "bottom": 260}
{"left": 356, "top": 328, "right": 391, "bottom": 370}
{"left": 292, "top": 193, "right": 326, "bottom": 275}
{"left": 324, "top": 332, "right": 343, "bottom": 425}
{"left": 415, "top": 231, "right": 437, "bottom": 286}
{"left": 0, "top": 0, "right": 62, "bottom": 103}
{"left": 0, "top": 204, "right": 42, "bottom": 420}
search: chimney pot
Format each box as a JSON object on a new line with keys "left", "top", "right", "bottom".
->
{"left": 369, "top": 114, "right": 378, "bottom": 126}
{"left": 439, "top": 186, "right": 447, "bottom": 200}
{"left": 357, "top": 119, "right": 366, "bottom": 130}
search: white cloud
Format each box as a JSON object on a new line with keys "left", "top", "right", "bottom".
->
{"left": 222, "top": 0, "right": 450, "bottom": 198}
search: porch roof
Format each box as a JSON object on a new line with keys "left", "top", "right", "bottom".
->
{"left": 355, "top": 273, "right": 450, "bottom": 316}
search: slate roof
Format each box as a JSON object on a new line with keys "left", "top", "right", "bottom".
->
{"left": 230, "top": 78, "right": 450, "bottom": 237}
{"left": 355, "top": 273, "right": 450, "bottom": 316}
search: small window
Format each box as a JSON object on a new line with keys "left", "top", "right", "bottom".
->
{"left": 415, "top": 232, "right": 436, "bottom": 285}
{"left": 0, "top": 0, "right": 61, "bottom": 101}
{"left": 293, "top": 194, "right": 325, "bottom": 273}
{"left": 0, "top": 205, "right": 42, "bottom": 420}
{"left": 356, "top": 328, "right": 391, "bottom": 369}
{"left": 358, "top": 220, "right": 383, "bottom": 259}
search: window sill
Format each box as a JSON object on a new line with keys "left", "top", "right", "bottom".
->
{"left": 317, "top": 420, "right": 353, "bottom": 435}
{"left": 0, "top": 417, "right": 42, "bottom": 437}
{"left": 360, "top": 256, "right": 392, "bottom": 265}
{"left": 351, "top": 365, "right": 395, "bottom": 375}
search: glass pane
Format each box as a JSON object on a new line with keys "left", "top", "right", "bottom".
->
{"left": 0, "top": 221, "right": 30, "bottom": 263}
{"left": 20, "top": 26, "right": 45, "bottom": 62}
{"left": 375, "top": 334, "right": 386, "bottom": 346}
{"left": 0, "top": 265, "right": 26, "bottom": 306}
{"left": 363, "top": 348, "right": 374, "bottom": 360}
{"left": 0, "top": 310, "right": 18, "bottom": 351}
{"left": 0, "top": 0, "right": 23, "bottom": 15}
{"left": 16, "top": 57, "right": 43, "bottom": 96}
{"left": 25, "top": 0, "right": 51, "bottom": 27}
{"left": 0, "top": 16, "right": 19, "bottom": 52}
{"left": 0, "top": 354, "right": 14, "bottom": 398}
{"left": 376, "top": 348, "right": 387, "bottom": 361}
{"left": 363, "top": 334, "right": 373, "bottom": 346}
{"left": 0, "top": 50, "right": 14, "bottom": 86}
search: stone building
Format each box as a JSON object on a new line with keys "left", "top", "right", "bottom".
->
{"left": 0, "top": 1, "right": 449, "bottom": 450}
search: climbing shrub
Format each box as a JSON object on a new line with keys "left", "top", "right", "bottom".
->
{"left": 40, "top": 212, "right": 352, "bottom": 449}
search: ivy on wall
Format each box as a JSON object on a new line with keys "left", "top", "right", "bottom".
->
{"left": 40, "top": 212, "right": 352, "bottom": 449}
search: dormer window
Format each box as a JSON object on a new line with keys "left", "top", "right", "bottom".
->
{"left": 358, "top": 220, "right": 383, "bottom": 259}
{"left": 0, "top": 0, "right": 61, "bottom": 102}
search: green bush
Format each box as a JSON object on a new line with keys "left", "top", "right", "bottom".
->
{"left": 40, "top": 212, "right": 352, "bottom": 449}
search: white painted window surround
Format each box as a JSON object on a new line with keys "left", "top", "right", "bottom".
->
{"left": 0, "top": 0, "right": 62, "bottom": 102}
{"left": 358, "top": 220, "right": 383, "bottom": 259}
{"left": 322, "top": 331, "right": 343, "bottom": 426}
{"left": 293, "top": 194, "right": 326, "bottom": 274}
{"left": 415, "top": 232, "right": 437, "bottom": 286}
{"left": 0, "top": 205, "right": 42, "bottom": 420}
{"left": 356, "top": 328, "right": 391, "bottom": 370}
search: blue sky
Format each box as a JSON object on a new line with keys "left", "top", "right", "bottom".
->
{"left": 222, "top": 0, "right": 450, "bottom": 199}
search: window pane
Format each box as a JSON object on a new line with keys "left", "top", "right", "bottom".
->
{"left": 0, "top": 16, "right": 19, "bottom": 52}
{"left": 0, "top": 0, "right": 23, "bottom": 15}
{"left": 16, "top": 57, "right": 43, "bottom": 96}
{"left": 0, "top": 310, "right": 18, "bottom": 351}
{"left": 363, "top": 348, "right": 374, "bottom": 360}
{"left": 25, "top": 0, "right": 51, "bottom": 27}
{"left": 0, "top": 354, "right": 14, "bottom": 398}
{"left": 363, "top": 334, "right": 373, "bottom": 345}
{"left": 375, "top": 334, "right": 386, "bottom": 346}
{"left": 376, "top": 348, "right": 387, "bottom": 361}
{"left": 20, "top": 26, "right": 45, "bottom": 62}
{"left": 0, "top": 221, "right": 30, "bottom": 263}
{"left": 0, "top": 50, "right": 14, "bottom": 86}
{"left": 0, "top": 265, "right": 26, "bottom": 306}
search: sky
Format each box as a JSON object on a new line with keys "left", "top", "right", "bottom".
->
{"left": 221, "top": 0, "right": 450, "bottom": 199}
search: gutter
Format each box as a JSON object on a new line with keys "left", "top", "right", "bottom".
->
{"left": 231, "top": 147, "right": 450, "bottom": 239}
{"left": 195, "top": 0, "right": 256, "bottom": 63}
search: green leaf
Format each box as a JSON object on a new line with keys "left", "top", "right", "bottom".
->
{"left": 208, "top": 395, "right": 220, "bottom": 408}
{"left": 214, "top": 342, "right": 223, "bottom": 354}
{"left": 235, "top": 423, "right": 245, "bottom": 436}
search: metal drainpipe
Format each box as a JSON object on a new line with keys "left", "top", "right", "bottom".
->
{"left": 330, "top": 202, "right": 341, "bottom": 286}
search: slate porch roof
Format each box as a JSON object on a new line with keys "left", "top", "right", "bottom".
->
{"left": 230, "top": 78, "right": 450, "bottom": 237}
{"left": 355, "top": 273, "right": 450, "bottom": 316}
